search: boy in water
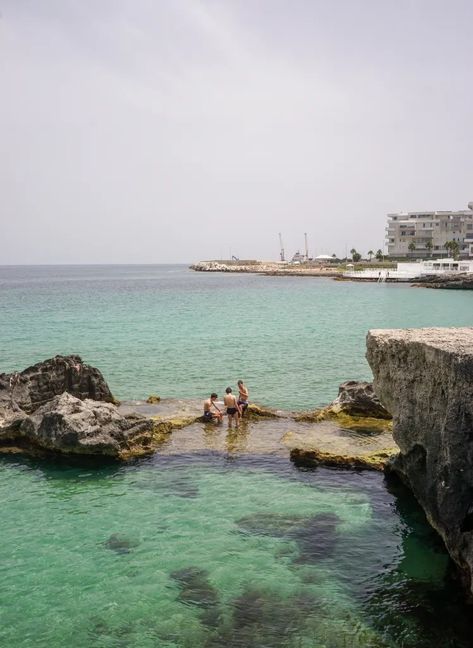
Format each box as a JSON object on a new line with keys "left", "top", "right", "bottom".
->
{"left": 237, "top": 380, "right": 249, "bottom": 417}
{"left": 224, "top": 387, "right": 242, "bottom": 429}
{"left": 203, "top": 393, "right": 223, "bottom": 423}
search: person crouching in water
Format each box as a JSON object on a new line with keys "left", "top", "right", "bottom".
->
{"left": 224, "top": 387, "right": 242, "bottom": 429}
{"left": 237, "top": 380, "right": 249, "bottom": 417}
{"left": 203, "top": 393, "right": 223, "bottom": 423}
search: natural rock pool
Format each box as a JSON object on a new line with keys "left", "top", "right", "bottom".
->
{"left": 1, "top": 445, "right": 471, "bottom": 647}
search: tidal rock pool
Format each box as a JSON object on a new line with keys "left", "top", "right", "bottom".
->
{"left": 0, "top": 452, "right": 471, "bottom": 647}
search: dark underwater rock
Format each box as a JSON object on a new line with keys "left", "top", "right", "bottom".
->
{"left": 236, "top": 512, "right": 340, "bottom": 563}
{"left": 104, "top": 533, "right": 139, "bottom": 554}
{"left": 170, "top": 566, "right": 220, "bottom": 611}
{"left": 0, "top": 355, "right": 114, "bottom": 413}
{"left": 289, "top": 513, "right": 340, "bottom": 562}
{"left": 215, "top": 587, "right": 321, "bottom": 648}
{"left": 135, "top": 474, "right": 199, "bottom": 498}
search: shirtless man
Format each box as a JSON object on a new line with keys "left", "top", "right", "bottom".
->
{"left": 203, "top": 393, "right": 223, "bottom": 423}
{"left": 237, "top": 380, "right": 249, "bottom": 417}
{"left": 224, "top": 387, "right": 242, "bottom": 429}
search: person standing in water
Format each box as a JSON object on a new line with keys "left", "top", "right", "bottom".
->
{"left": 203, "top": 393, "right": 223, "bottom": 423}
{"left": 224, "top": 387, "right": 242, "bottom": 429}
{"left": 237, "top": 380, "right": 249, "bottom": 417}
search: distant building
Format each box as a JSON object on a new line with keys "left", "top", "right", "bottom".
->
{"left": 386, "top": 202, "right": 473, "bottom": 258}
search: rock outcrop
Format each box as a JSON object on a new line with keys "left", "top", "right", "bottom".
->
{"left": 0, "top": 355, "right": 114, "bottom": 412}
{"left": 367, "top": 327, "right": 473, "bottom": 597}
{"left": 0, "top": 356, "right": 157, "bottom": 459}
{"left": 412, "top": 274, "right": 473, "bottom": 290}
{"left": 12, "top": 393, "right": 157, "bottom": 459}
{"left": 295, "top": 380, "right": 391, "bottom": 423}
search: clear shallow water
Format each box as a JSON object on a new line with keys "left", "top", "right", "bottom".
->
{"left": 1, "top": 264, "right": 473, "bottom": 409}
{"left": 2, "top": 264, "right": 473, "bottom": 647}
{"left": 1, "top": 452, "right": 471, "bottom": 648}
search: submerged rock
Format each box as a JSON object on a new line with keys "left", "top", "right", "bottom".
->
{"left": 367, "top": 327, "right": 473, "bottom": 598}
{"left": 219, "top": 587, "right": 321, "bottom": 648}
{"left": 236, "top": 512, "right": 340, "bottom": 562}
{"left": 170, "top": 566, "right": 220, "bottom": 626}
{"left": 0, "top": 355, "right": 114, "bottom": 413}
{"left": 104, "top": 533, "right": 140, "bottom": 554}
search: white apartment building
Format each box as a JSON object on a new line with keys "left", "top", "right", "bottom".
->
{"left": 386, "top": 202, "right": 473, "bottom": 258}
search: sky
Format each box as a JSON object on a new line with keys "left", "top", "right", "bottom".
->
{"left": 1, "top": 0, "right": 472, "bottom": 264}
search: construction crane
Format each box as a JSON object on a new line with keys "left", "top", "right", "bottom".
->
{"left": 278, "top": 233, "right": 285, "bottom": 262}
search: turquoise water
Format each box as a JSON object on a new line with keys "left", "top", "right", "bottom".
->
{"left": 1, "top": 265, "right": 473, "bottom": 409}
{"left": 1, "top": 452, "right": 471, "bottom": 648}
{"left": 1, "top": 265, "right": 473, "bottom": 646}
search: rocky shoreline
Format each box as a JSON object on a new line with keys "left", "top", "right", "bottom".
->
{"left": 191, "top": 260, "right": 473, "bottom": 289}
{"left": 411, "top": 273, "right": 473, "bottom": 289}
{"left": 0, "top": 357, "right": 394, "bottom": 468}
{"left": 3, "top": 333, "right": 473, "bottom": 600}
{"left": 367, "top": 327, "right": 473, "bottom": 600}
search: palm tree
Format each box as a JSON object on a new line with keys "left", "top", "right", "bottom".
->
{"left": 447, "top": 240, "right": 460, "bottom": 259}
{"left": 350, "top": 248, "right": 362, "bottom": 262}
{"left": 425, "top": 240, "right": 433, "bottom": 257}
{"left": 367, "top": 250, "right": 374, "bottom": 262}
{"left": 408, "top": 241, "right": 416, "bottom": 255}
{"left": 375, "top": 249, "right": 383, "bottom": 262}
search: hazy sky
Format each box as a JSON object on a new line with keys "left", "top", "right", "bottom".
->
{"left": 1, "top": 0, "right": 472, "bottom": 264}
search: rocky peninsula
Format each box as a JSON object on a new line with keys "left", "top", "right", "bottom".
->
{"left": 190, "top": 260, "right": 340, "bottom": 277}
{"left": 367, "top": 327, "right": 473, "bottom": 599}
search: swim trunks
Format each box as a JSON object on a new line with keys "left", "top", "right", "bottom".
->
{"left": 203, "top": 411, "right": 213, "bottom": 421}
{"left": 227, "top": 407, "right": 238, "bottom": 416}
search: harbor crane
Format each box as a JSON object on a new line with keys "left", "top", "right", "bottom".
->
{"left": 278, "top": 233, "right": 285, "bottom": 262}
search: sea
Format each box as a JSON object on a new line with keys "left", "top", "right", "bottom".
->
{"left": 1, "top": 264, "right": 472, "bottom": 647}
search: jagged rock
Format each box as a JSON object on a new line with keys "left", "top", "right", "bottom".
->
{"left": 412, "top": 274, "right": 473, "bottom": 290}
{"left": 295, "top": 380, "right": 391, "bottom": 424}
{"left": 14, "top": 392, "right": 156, "bottom": 458}
{"left": 0, "top": 355, "right": 114, "bottom": 413}
{"left": 0, "top": 401, "right": 30, "bottom": 437}
{"left": 328, "top": 380, "right": 391, "bottom": 419}
{"left": 366, "top": 327, "right": 473, "bottom": 598}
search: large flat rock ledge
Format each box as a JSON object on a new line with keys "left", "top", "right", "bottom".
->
{"left": 366, "top": 327, "right": 473, "bottom": 597}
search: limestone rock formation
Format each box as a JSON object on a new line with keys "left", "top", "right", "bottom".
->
{"left": 295, "top": 380, "right": 391, "bottom": 423}
{"left": 328, "top": 380, "right": 391, "bottom": 419}
{"left": 4, "top": 393, "right": 156, "bottom": 459}
{"left": 0, "top": 356, "right": 158, "bottom": 459}
{"left": 0, "top": 355, "right": 114, "bottom": 413}
{"left": 367, "top": 327, "right": 473, "bottom": 597}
